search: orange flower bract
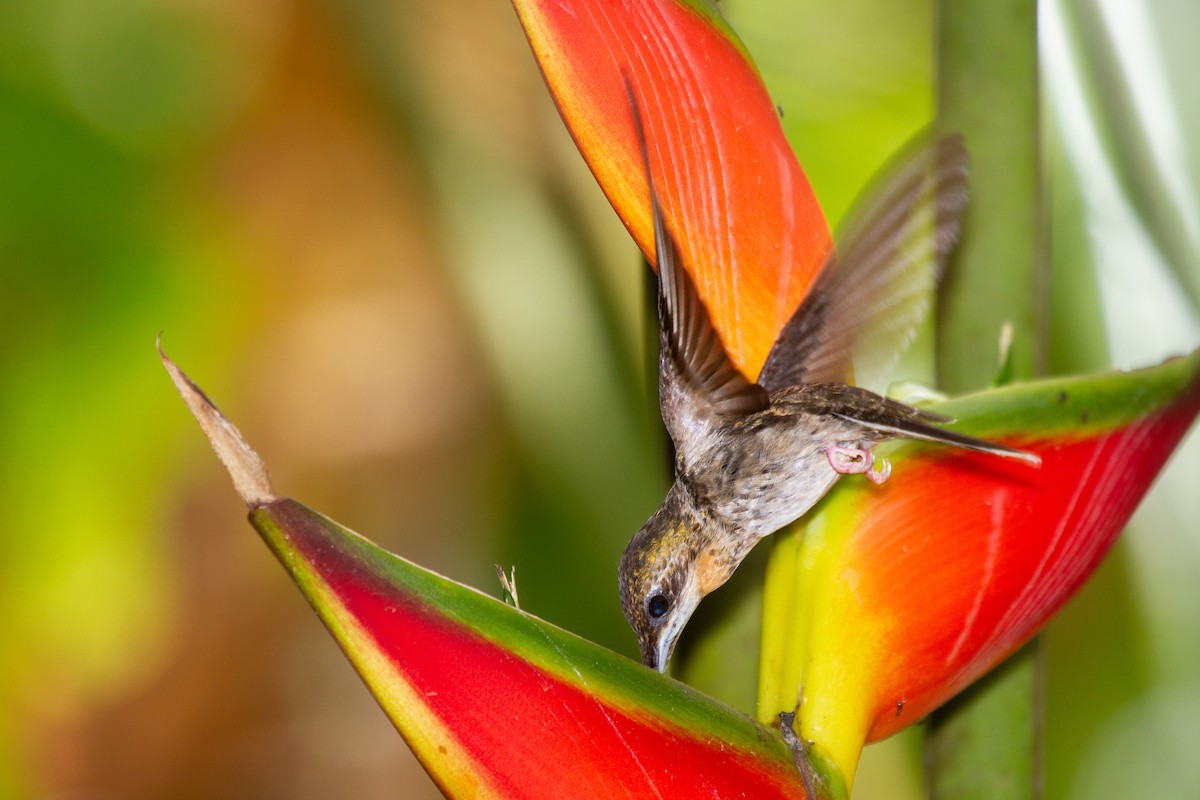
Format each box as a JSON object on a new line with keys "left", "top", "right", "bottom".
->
{"left": 512, "top": 0, "right": 831, "bottom": 378}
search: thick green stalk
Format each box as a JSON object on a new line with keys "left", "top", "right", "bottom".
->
{"left": 930, "top": 0, "right": 1044, "bottom": 797}
{"left": 927, "top": 643, "right": 1043, "bottom": 798}
{"left": 935, "top": 0, "right": 1045, "bottom": 389}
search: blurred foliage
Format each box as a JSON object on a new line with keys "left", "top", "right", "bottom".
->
{"left": 0, "top": 1, "right": 1196, "bottom": 799}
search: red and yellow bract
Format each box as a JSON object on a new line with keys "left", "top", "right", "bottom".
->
{"left": 761, "top": 361, "right": 1200, "bottom": 776}
{"left": 252, "top": 500, "right": 820, "bottom": 799}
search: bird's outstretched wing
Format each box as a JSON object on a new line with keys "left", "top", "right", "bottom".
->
{"left": 625, "top": 80, "right": 768, "bottom": 461}
{"left": 759, "top": 134, "right": 971, "bottom": 392}
{"left": 772, "top": 383, "right": 1041, "bottom": 464}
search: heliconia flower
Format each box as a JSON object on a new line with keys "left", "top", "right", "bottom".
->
{"left": 511, "top": 0, "right": 831, "bottom": 379}
{"left": 758, "top": 354, "right": 1200, "bottom": 783}
{"left": 509, "top": 0, "right": 1200, "bottom": 792}
{"left": 162, "top": 2, "right": 1200, "bottom": 798}
{"left": 160, "top": 347, "right": 839, "bottom": 800}
{"left": 163, "top": 341, "right": 1200, "bottom": 799}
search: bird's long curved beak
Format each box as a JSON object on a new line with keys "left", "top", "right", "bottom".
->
{"left": 651, "top": 636, "right": 674, "bottom": 674}
{"left": 641, "top": 607, "right": 693, "bottom": 674}
{"left": 639, "top": 635, "right": 673, "bottom": 674}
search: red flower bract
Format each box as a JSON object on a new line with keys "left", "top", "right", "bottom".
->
{"left": 512, "top": 0, "right": 831, "bottom": 378}
{"left": 862, "top": 397, "right": 1200, "bottom": 740}
{"left": 253, "top": 500, "right": 821, "bottom": 799}
{"left": 761, "top": 357, "right": 1200, "bottom": 775}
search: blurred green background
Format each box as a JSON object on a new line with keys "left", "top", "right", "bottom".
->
{"left": 0, "top": 0, "right": 1197, "bottom": 798}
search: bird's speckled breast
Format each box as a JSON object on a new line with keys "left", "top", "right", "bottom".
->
{"left": 686, "top": 409, "right": 868, "bottom": 538}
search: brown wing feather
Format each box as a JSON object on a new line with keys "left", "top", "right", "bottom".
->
{"left": 625, "top": 79, "right": 768, "bottom": 445}
{"left": 654, "top": 209, "right": 768, "bottom": 418}
{"left": 759, "top": 133, "right": 970, "bottom": 391}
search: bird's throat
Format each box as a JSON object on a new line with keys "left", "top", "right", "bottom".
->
{"left": 693, "top": 535, "right": 749, "bottom": 596}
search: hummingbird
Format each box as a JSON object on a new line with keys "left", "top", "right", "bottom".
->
{"left": 618, "top": 88, "right": 1041, "bottom": 674}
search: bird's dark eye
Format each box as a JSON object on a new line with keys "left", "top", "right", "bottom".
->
{"left": 647, "top": 593, "right": 669, "bottom": 619}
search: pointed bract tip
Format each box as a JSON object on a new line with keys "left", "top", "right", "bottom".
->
{"left": 158, "top": 336, "right": 276, "bottom": 507}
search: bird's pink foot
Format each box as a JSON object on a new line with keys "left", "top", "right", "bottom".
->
{"left": 826, "top": 444, "right": 868, "bottom": 474}
{"left": 826, "top": 445, "right": 891, "bottom": 485}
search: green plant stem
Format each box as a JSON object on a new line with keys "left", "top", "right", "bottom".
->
{"left": 935, "top": 0, "right": 1045, "bottom": 390}
{"left": 930, "top": 0, "right": 1044, "bottom": 797}
{"left": 927, "top": 643, "right": 1043, "bottom": 798}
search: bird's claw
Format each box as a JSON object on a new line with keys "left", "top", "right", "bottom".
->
{"left": 825, "top": 445, "right": 891, "bottom": 485}
{"left": 866, "top": 456, "right": 891, "bottom": 485}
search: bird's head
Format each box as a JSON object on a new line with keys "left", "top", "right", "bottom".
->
{"left": 618, "top": 483, "right": 735, "bottom": 673}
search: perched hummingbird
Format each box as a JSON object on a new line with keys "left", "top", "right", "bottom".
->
{"left": 618, "top": 90, "right": 1041, "bottom": 673}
